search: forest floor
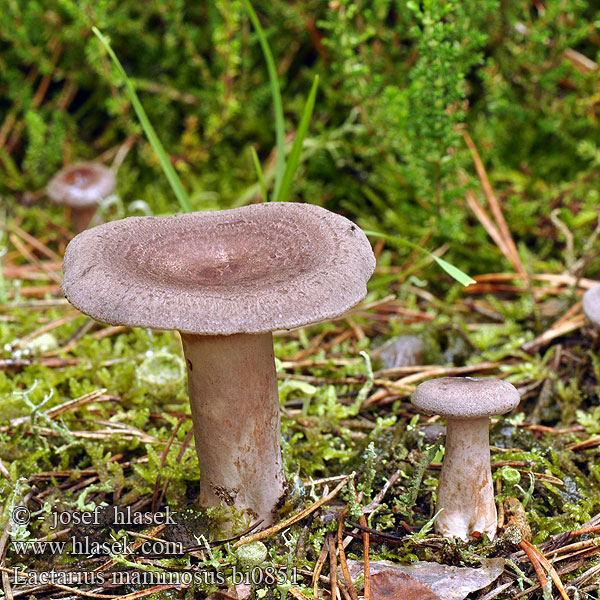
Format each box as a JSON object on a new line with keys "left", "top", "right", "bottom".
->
{"left": 1, "top": 207, "right": 600, "bottom": 600}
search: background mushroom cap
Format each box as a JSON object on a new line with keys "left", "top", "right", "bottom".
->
{"left": 583, "top": 284, "right": 600, "bottom": 328}
{"left": 411, "top": 377, "right": 520, "bottom": 419}
{"left": 48, "top": 162, "right": 116, "bottom": 208}
{"left": 61, "top": 203, "right": 376, "bottom": 335}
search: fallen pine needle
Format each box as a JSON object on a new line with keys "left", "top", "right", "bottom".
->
{"left": 288, "top": 586, "right": 311, "bottom": 600}
{"left": 328, "top": 531, "right": 338, "bottom": 600}
{"left": 338, "top": 507, "right": 358, "bottom": 600}
{"left": 359, "top": 513, "right": 371, "bottom": 600}
{"left": 312, "top": 537, "right": 329, "bottom": 599}
{"left": 519, "top": 539, "right": 548, "bottom": 588}
{"left": 462, "top": 131, "right": 527, "bottom": 282}
{"left": 520, "top": 539, "right": 570, "bottom": 600}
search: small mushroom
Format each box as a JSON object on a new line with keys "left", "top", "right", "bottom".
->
{"left": 61, "top": 203, "right": 375, "bottom": 527}
{"left": 583, "top": 283, "right": 600, "bottom": 329}
{"left": 47, "top": 162, "right": 116, "bottom": 232}
{"left": 411, "top": 377, "right": 520, "bottom": 541}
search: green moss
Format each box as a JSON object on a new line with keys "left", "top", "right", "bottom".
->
{"left": 1, "top": 2, "right": 600, "bottom": 595}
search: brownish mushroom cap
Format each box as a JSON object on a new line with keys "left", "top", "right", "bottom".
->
{"left": 583, "top": 283, "right": 600, "bottom": 329}
{"left": 48, "top": 162, "right": 116, "bottom": 209}
{"left": 61, "top": 202, "right": 375, "bottom": 334}
{"left": 412, "top": 376, "right": 520, "bottom": 419}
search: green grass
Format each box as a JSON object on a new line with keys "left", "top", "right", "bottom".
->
{"left": 92, "top": 26, "right": 193, "bottom": 213}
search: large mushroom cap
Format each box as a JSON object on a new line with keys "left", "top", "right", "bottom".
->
{"left": 48, "top": 162, "right": 116, "bottom": 208}
{"left": 583, "top": 283, "right": 600, "bottom": 328}
{"left": 412, "top": 377, "right": 520, "bottom": 419}
{"left": 61, "top": 203, "right": 376, "bottom": 335}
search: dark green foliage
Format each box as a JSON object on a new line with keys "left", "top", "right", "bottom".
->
{"left": 321, "top": 0, "right": 495, "bottom": 213}
{"left": 1, "top": 1, "right": 597, "bottom": 280}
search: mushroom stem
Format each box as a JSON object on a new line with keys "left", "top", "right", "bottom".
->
{"left": 436, "top": 417, "right": 497, "bottom": 541}
{"left": 180, "top": 332, "right": 286, "bottom": 528}
{"left": 71, "top": 206, "right": 97, "bottom": 233}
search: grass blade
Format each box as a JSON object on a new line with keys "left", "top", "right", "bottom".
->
{"left": 364, "top": 230, "right": 476, "bottom": 286}
{"left": 92, "top": 26, "right": 192, "bottom": 213}
{"left": 250, "top": 147, "right": 267, "bottom": 202}
{"left": 241, "top": 0, "right": 286, "bottom": 202}
{"left": 275, "top": 75, "right": 319, "bottom": 203}
{"left": 0, "top": 207, "right": 6, "bottom": 304}
{"left": 431, "top": 255, "right": 476, "bottom": 287}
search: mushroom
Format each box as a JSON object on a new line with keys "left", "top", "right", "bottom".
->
{"left": 583, "top": 283, "right": 600, "bottom": 329}
{"left": 411, "top": 377, "right": 520, "bottom": 541}
{"left": 61, "top": 202, "right": 375, "bottom": 527}
{"left": 47, "top": 162, "right": 116, "bottom": 232}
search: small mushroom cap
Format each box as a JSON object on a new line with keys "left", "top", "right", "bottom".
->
{"left": 583, "top": 283, "right": 600, "bottom": 328}
{"left": 48, "top": 162, "right": 116, "bottom": 208}
{"left": 61, "top": 203, "right": 376, "bottom": 335}
{"left": 411, "top": 377, "right": 520, "bottom": 419}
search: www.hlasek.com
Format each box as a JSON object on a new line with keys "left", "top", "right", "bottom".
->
{"left": 11, "top": 535, "right": 182, "bottom": 556}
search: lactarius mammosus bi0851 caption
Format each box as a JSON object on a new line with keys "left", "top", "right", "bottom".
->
{"left": 411, "top": 377, "right": 520, "bottom": 541}
{"left": 61, "top": 202, "right": 376, "bottom": 527}
{"left": 48, "top": 162, "right": 116, "bottom": 233}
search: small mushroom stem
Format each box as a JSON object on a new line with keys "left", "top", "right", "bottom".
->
{"left": 436, "top": 417, "right": 497, "bottom": 541}
{"left": 180, "top": 332, "right": 286, "bottom": 528}
{"left": 71, "top": 206, "right": 98, "bottom": 233}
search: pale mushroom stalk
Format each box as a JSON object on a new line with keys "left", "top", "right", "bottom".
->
{"left": 71, "top": 205, "right": 98, "bottom": 233}
{"left": 181, "top": 332, "right": 286, "bottom": 525}
{"left": 436, "top": 417, "right": 496, "bottom": 541}
{"left": 583, "top": 284, "right": 600, "bottom": 353}
{"left": 583, "top": 283, "right": 600, "bottom": 329}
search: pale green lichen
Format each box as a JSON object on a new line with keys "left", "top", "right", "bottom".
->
{"left": 137, "top": 350, "right": 186, "bottom": 402}
{"left": 235, "top": 541, "right": 268, "bottom": 570}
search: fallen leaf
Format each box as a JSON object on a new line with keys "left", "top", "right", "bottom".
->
{"left": 371, "top": 571, "right": 441, "bottom": 599}
{"left": 346, "top": 559, "right": 505, "bottom": 600}
{"left": 206, "top": 584, "right": 252, "bottom": 600}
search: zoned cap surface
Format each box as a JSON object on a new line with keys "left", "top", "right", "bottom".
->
{"left": 48, "top": 162, "right": 116, "bottom": 208}
{"left": 583, "top": 284, "right": 600, "bottom": 328}
{"left": 411, "top": 377, "right": 520, "bottom": 419}
{"left": 61, "top": 202, "right": 376, "bottom": 335}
